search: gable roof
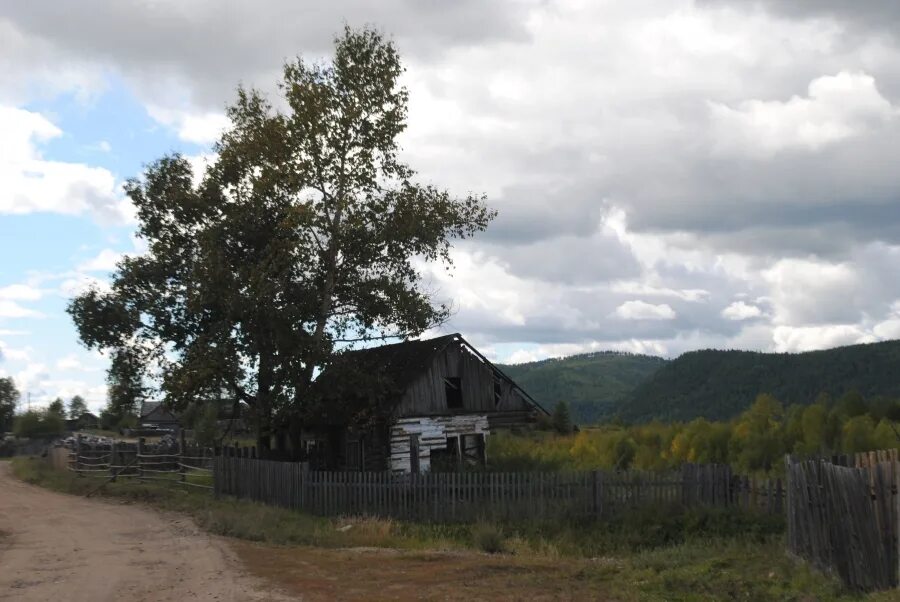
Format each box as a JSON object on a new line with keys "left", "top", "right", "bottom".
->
{"left": 311, "top": 333, "right": 546, "bottom": 418}
{"left": 140, "top": 401, "right": 178, "bottom": 420}
{"left": 318, "top": 333, "right": 460, "bottom": 393}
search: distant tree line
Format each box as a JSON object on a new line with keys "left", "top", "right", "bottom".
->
{"left": 0, "top": 376, "right": 99, "bottom": 438}
{"left": 488, "top": 390, "right": 900, "bottom": 475}
{"left": 621, "top": 341, "right": 900, "bottom": 422}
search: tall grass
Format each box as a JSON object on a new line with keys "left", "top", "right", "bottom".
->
{"left": 12, "top": 457, "right": 783, "bottom": 557}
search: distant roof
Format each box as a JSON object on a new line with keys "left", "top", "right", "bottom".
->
{"left": 140, "top": 401, "right": 178, "bottom": 420}
{"left": 140, "top": 401, "right": 161, "bottom": 417}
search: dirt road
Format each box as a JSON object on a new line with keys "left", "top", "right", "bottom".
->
{"left": 0, "top": 462, "right": 290, "bottom": 601}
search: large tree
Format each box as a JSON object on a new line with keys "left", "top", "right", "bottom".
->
{"left": 67, "top": 394, "right": 88, "bottom": 419}
{"left": 47, "top": 397, "right": 65, "bottom": 417}
{"left": 0, "top": 377, "right": 19, "bottom": 433}
{"left": 68, "top": 27, "right": 494, "bottom": 450}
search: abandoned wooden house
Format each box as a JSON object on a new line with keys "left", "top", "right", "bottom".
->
{"left": 305, "top": 333, "right": 548, "bottom": 473}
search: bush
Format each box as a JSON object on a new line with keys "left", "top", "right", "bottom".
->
{"left": 472, "top": 522, "right": 505, "bottom": 554}
{"left": 13, "top": 410, "right": 65, "bottom": 439}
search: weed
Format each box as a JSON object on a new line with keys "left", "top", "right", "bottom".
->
{"left": 472, "top": 522, "right": 505, "bottom": 554}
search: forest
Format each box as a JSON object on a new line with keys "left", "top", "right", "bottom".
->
{"left": 620, "top": 340, "right": 900, "bottom": 423}
{"left": 498, "top": 351, "right": 667, "bottom": 423}
{"left": 488, "top": 390, "right": 900, "bottom": 476}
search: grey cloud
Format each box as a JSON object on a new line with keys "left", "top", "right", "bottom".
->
{"left": 699, "top": 1, "right": 900, "bottom": 40}
{"left": 483, "top": 233, "right": 641, "bottom": 285}
{"left": 0, "top": 1, "right": 532, "bottom": 109}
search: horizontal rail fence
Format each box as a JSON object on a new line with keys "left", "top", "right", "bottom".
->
{"left": 62, "top": 434, "right": 214, "bottom": 490}
{"left": 786, "top": 449, "right": 899, "bottom": 592}
{"left": 214, "top": 451, "right": 783, "bottom": 522}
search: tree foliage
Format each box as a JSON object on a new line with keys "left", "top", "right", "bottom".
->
{"left": 621, "top": 340, "right": 900, "bottom": 422}
{"left": 551, "top": 400, "right": 573, "bottom": 435}
{"left": 0, "top": 377, "right": 19, "bottom": 432}
{"left": 105, "top": 348, "right": 145, "bottom": 423}
{"left": 66, "top": 27, "right": 494, "bottom": 450}
{"left": 488, "top": 391, "right": 900, "bottom": 475}
{"left": 499, "top": 352, "right": 666, "bottom": 424}
{"left": 13, "top": 409, "right": 65, "bottom": 439}
{"left": 67, "top": 395, "right": 88, "bottom": 419}
{"left": 47, "top": 397, "right": 65, "bottom": 417}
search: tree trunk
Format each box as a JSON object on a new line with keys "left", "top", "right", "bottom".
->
{"left": 255, "top": 346, "right": 275, "bottom": 454}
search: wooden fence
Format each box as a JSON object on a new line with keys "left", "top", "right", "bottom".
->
{"left": 214, "top": 452, "right": 784, "bottom": 522}
{"left": 61, "top": 434, "right": 214, "bottom": 490}
{"left": 786, "top": 449, "right": 899, "bottom": 592}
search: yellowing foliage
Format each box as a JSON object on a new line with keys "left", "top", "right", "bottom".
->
{"left": 487, "top": 393, "right": 900, "bottom": 476}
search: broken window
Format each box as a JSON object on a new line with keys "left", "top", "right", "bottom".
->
{"left": 493, "top": 378, "right": 503, "bottom": 406}
{"left": 430, "top": 436, "right": 460, "bottom": 472}
{"left": 462, "top": 434, "right": 486, "bottom": 466}
{"left": 444, "top": 377, "right": 463, "bottom": 409}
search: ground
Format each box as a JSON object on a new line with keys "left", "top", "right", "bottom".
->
{"left": 4, "top": 457, "right": 895, "bottom": 601}
{"left": 0, "top": 458, "right": 613, "bottom": 601}
{"left": 0, "top": 462, "right": 286, "bottom": 601}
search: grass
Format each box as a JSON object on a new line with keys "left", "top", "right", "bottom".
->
{"left": 11, "top": 456, "right": 896, "bottom": 601}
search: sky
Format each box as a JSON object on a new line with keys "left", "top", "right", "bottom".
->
{"left": 2, "top": 1, "right": 900, "bottom": 413}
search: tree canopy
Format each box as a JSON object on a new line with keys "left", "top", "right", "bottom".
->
{"left": 47, "top": 398, "right": 65, "bottom": 417}
{"left": 67, "top": 395, "right": 88, "bottom": 419}
{"left": 0, "top": 377, "right": 18, "bottom": 433}
{"left": 13, "top": 409, "right": 65, "bottom": 439}
{"left": 488, "top": 391, "right": 900, "bottom": 475}
{"left": 67, "top": 27, "right": 494, "bottom": 450}
{"left": 620, "top": 340, "right": 900, "bottom": 423}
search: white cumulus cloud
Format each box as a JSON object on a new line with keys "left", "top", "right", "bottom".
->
{"left": 0, "top": 105, "right": 133, "bottom": 224}
{"left": 721, "top": 301, "right": 762, "bottom": 321}
{"left": 709, "top": 71, "right": 897, "bottom": 158}
{"left": 613, "top": 300, "right": 677, "bottom": 321}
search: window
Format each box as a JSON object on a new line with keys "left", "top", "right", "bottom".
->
{"left": 462, "top": 434, "right": 486, "bottom": 466}
{"left": 430, "top": 436, "right": 459, "bottom": 472}
{"left": 444, "top": 377, "right": 463, "bottom": 409}
{"left": 493, "top": 378, "right": 503, "bottom": 407}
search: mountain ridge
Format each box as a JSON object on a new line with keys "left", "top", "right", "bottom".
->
{"left": 618, "top": 339, "right": 900, "bottom": 423}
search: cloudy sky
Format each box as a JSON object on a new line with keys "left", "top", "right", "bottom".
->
{"left": 2, "top": 1, "right": 900, "bottom": 412}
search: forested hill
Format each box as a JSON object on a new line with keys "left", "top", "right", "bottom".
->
{"left": 498, "top": 352, "right": 668, "bottom": 424}
{"left": 620, "top": 340, "right": 900, "bottom": 423}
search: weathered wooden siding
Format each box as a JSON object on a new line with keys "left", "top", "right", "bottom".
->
{"left": 395, "top": 342, "right": 533, "bottom": 417}
{"left": 389, "top": 415, "right": 489, "bottom": 472}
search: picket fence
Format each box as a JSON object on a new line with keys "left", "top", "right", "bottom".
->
{"left": 786, "top": 449, "right": 900, "bottom": 592}
{"left": 213, "top": 452, "right": 784, "bottom": 522}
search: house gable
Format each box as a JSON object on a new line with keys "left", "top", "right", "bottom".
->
{"left": 395, "top": 338, "right": 540, "bottom": 417}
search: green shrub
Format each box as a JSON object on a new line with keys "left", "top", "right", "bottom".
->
{"left": 13, "top": 409, "right": 65, "bottom": 439}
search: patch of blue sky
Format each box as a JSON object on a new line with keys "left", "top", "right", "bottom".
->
{"left": 1, "top": 75, "right": 210, "bottom": 407}
{"left": 25, "top": 73, "right": 206, "bottom": 180}
{"left": 490, "top": 341, "right": 541, "bottom": 364}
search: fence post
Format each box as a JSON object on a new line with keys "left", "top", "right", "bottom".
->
{"left": 177, "top": 429, "right": 186, "bottom": 485}
{"left": 593, "top": 470, "right": 603, "bottom": 518}
{"left": 110, "top": 440, "right": 117, "bottom": 482}
{"left": 75, "top": 434, "right": 83, "bottom": 477}
{"left": 212, "top": 446, "right": 220, "bottom": 499}
{"left": 137, "top": 437, "right": 145, "bottom": 483}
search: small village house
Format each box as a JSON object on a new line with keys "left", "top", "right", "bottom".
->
{"left": 139, "top": 401, "right": 179, "bottom": 430}
{"left": 306, "top": 333, "right": 548, "bottom": 473}
{"left": 65, "top": 411, "right": 100, "bottom": 431}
